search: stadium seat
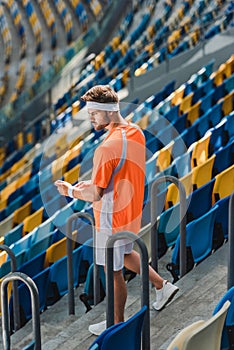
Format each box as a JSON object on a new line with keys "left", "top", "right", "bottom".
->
{"left": 190, "top": 134, "right": 210, "bottom": 168}
{"left": 212, "top": 139, "right": 234, "bottom": 176}
{"left": 88, "top": 305, "right": 147, "bottom": 350}
{"left": 31, "top": 217, "right": 54, "bottom": 244}
{"left": 167, "top": 301, "right": 230, "bottom": 350}
{"left": 23, "top": 207, "right": 44, "bottom": 235}
{"left": 186, "top": 101, "right": 201, "bottom": 126}
{"left": 212, "top": 164, "right": 234, "bottom": 203}
{"left": 169, "top": 204, "right": 218, "bottom": 280}
{"left": 13, "top": 201, "right": 32, "bottom": 226}
{"left": 186, "top": 179, "right": 215, "bottom": 222}
{"left": 166, "top": 172, "right": 193, "bottom": 208}
{"left": 192, "top": 155, "right": 215, "bottom": 190}
{"left": 0, "top": 213, "right": 14, "bottom": 236}
{"left": 19, "top": 251, "right": 46, "bottom": 278}
{"left": 45, "top": 230, "right": 77, "bottom": 266}
{"left": 10, "top": 268, "right": 50, "bottom": 327}
{"left": 4, "top": 223, "right": 23, "bottom": 246}
{"left": 167, "top": 320, "right": 205, "bottom": 350}
{"left": 213, "top": 287, "right": 234, "bottom": 350}
{"left": 47, "top": 244, "right": 83, "bottom": 303}
{"left": 221, "top": 90, "right": 234, "bottom": 117}
{"left": 172, "top": 152, "right": 191, "bottom": 178}
{"left": 214, "top": 195, "right": 230, "bottom": 244}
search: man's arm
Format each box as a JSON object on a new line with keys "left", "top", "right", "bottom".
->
{"left": 55, "top": 180, "right": 104, "bottom": 202}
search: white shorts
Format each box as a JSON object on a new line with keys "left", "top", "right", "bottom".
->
{"left": 95, "top": 231, "right": 134, "bottom": 271}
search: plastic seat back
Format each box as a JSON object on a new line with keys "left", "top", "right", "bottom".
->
{"left": 88, "top": 305, "right": 147, "bottom": 350}
{"left": 213, "top": 287, "right": 234, "bottom": 350}
{"left": 48, "top": 245, "right": 83, "bottom": 302}
{"left": 213, "top": 164, "right": 234, "bottom": 204}
{"left": 192, "top": 154, "right": 215, "bottom": 190}
{"left": 183, "top": 301, "right": 230, "bottom": 350}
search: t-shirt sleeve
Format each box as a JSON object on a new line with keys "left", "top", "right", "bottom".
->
{"left": 91, "top": 145, "right": 116, "bottom": 189}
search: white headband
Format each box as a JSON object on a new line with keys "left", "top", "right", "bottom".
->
{"left": 86, "top": 101, "right": 119, "bottom": 111}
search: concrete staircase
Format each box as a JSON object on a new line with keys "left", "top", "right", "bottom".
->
{"left": 0, "top": 241, "right": 229, "bottom": 350}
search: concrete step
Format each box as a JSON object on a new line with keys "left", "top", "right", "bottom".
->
{"left": 3, "top": 242, "right": 228, "bottom": 350}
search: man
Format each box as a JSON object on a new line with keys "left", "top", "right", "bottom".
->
{"left": 55, "top": 85, "right": 179, "bottom": 336}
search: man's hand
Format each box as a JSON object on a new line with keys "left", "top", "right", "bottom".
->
{"left": 54, "top": 180, "right": 70, "bottom": 196}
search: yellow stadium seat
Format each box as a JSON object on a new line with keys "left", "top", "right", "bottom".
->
{"left": 190, "top": 133, "right": 211, "bottom": 168}
{"left": 51, "top": 157, "right": 66, "bottom": 182}
{"left": 212, "top": 164, "right": 234, "bottom": 204}
{"left": 10, "top": 157, "right": 26, "bottom": 174}
{"left": 136, "top": 114, "right": 149, "bottom": 130}
{"left": 171, "top": 85, "right": 185, "bottom": 106}
{"left": 179, "top": 93, "right": 193, "bottom": 115}
{"left": 13, "top": 200, "right": 32, "bottom": 226}
{"left": 16, "top": 170, "right": 31, "bottom": 188}
{"left": 1, "top": 180, "right": 17, "bottom": 202}
{"left": 156, "top": 141, "right": 174, "bottom": 172}
{"left": 44, "top": 230, "right": 77, "bottom": 266}
{"left": 192, "top": 154, "right": 215, "bottom": 190}
{"left": 0, "top": 198, "right": 7, "bottom": 211}
{"left": 23, "top": 207, "right": 44, "bottom": 235}
{"left": 0, "top": 251, "right": 7, "bottom": 266}
{"left": 0, "top": 236, "right": 4, "bottom": 245}
{"left": 63, "top": 163, "right": 80, "bottom": 185}
{"left": 165, "top": 172, "right": 193, "bottom": 208}
{"left": 226, "top": 54, "right": 234, "bottom": 75}
{"left": 187, "top": 101, "right": 201, "bottom": 126}
{"left": 222, "top": 91, "right": 234, "bottom": 117}
{"left": 16, "top": 132, "right": 24, "bottom": 150}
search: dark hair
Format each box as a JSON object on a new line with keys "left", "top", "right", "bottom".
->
{"left": 81, "top": 85, "right": 119, "bottom": 103}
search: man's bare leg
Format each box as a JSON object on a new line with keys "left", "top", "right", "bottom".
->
{"left": 113, "top": 270, "right": 127, "bottom": 323}
{"left": 124, "top": 250, "right": 164, "bottom": 289}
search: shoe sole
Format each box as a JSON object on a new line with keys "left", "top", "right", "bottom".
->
{"left": 153, "top": 287, "right": 179, "bottom": 311}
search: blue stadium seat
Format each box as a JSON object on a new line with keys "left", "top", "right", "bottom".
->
{"left": 213, "top": 286, "right": 234, "bottom": 350}
{"left": 213, "top": 139, "right": 234, "bottom": 176}
{"left": 19, "top": 251, "right": 46, "bottom": 278}
{"left": 88, "top": 305, "right": 147, "bottom": 350}
{"left": 10, "top": 268, "right": 50, "bottom": 327}
{"left": 200, "top": 89, "right": 214, "bottom": 115}
{"left": 214, "top": 195, "right": 230, "bottom": 244}
{"left": 225, "top": 74, "right": 234, "bottom": 93}
{"left": 168, "top": 204, "right": 218, "bottom": 281}
{"left": 47, "top": 245, "right": 83, "bottom": 304}
{"left": 224, "top": 111, "right": 234, "bottom": 141}
{"left": 186, "top": 178, "right": 215, "bottom": 222}
{"left": 172, "top": 152, "right": 191, "bottom": 178}
{"left": 4, "top": 222, "right": 23, "bottom": 246}
{"left": 208, "top": 118, "right": 228, "bottom": 155}
{"left": 31, "top": 216, "right": 54, "bottom": 244}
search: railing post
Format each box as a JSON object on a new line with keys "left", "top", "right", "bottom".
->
{"left": 0, "top": 245, "right": 20, "bottom": 331}
{"left": 1, "top": 272, "right": 41, "bottom": 350}
{"left": 228, "top": 192, "right": 234, "bottom": 290}
{"left": 150, "top": 175, "right": 187, "bottom": 278}
{"left": 106, "top": 231, "right": 150, "bottom": 350}
{"left": 66, "top": 212, "right": 99, "bottom": 315}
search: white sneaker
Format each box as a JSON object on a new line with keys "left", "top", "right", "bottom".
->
{"left": 153, "top": 280, "right": 179, "bottom": 311}
{"left": 88, "top": 320, "right": 106, "bottom": 336}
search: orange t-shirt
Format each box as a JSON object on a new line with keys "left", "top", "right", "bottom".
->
{"left": 92, "top": 123, "right": 145, "bottom": 234}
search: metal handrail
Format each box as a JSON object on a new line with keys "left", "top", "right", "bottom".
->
{"left": 0, "top": 244, "right": 20, "bottom": 331}
{"left": 150, "top": 175, "right": 187, "bottom": 278}
{"left": 66, "top": 212, "right": 99, "bottom": 315}
{"left": 1, "top": 272, "right": 41, "bottom": 350}
{"left": 228, "top": 192, "right": 234, "bottom": 290}
{"left": 106, "top": 231, "right": 150, "bottom": 350}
